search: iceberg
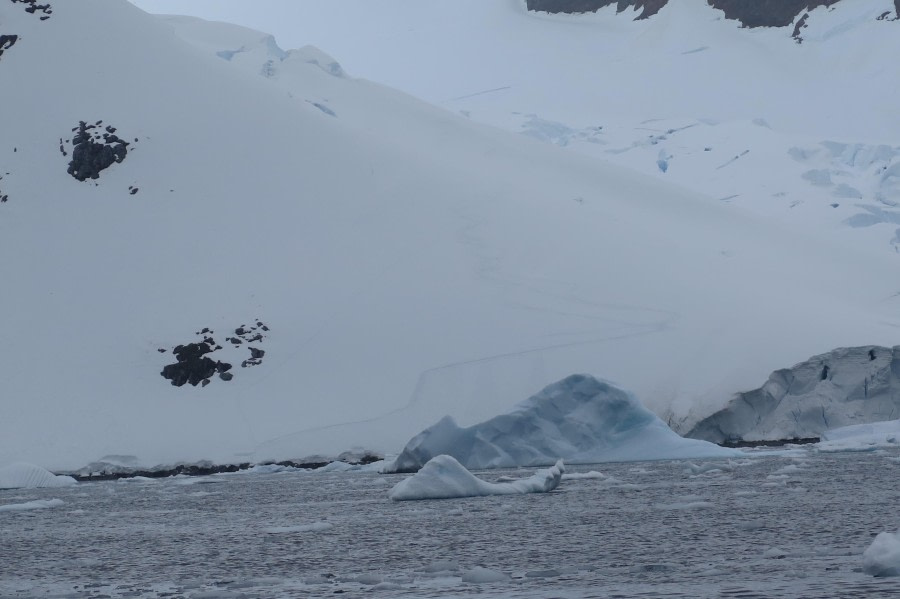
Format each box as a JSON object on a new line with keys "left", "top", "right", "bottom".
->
{"left": 385, "top": 375, "right": 739, "bottom": 473}
{"left": 388, "top": 455, "right": 564, "bottom": 501}
{"left": 864, "top": 530, "right": 900, "bottom": 577}
{"left": 0, "top": 463, "right": 77, "bottom": 490}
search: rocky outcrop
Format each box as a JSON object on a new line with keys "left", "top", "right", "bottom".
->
{"left": 64, "top": 121, "right": 134, "bottom": 182}
{"left": 526, "top": 0, "right": 668, "bottom": 20}
{"left": 0, "top": 34, "right": 18, "bottom": 60}
{"left": 9, "top": 0, "right": 52, "bottom": 21}
{"left": 686, "top": 346, "right": 900, "bottom": 445}
{"left": 526, "top": 0, "right": 846, "bottom": 28}
{"left": 160, "top": 322, "right": 270, "bottom": 387}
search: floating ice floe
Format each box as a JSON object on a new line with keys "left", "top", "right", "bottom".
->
{"left": 0, "top": 498, "right": 65, "bottom": 512}
{"left": 816, "top": 420, "right": 900, "bottom": 453}
{"left": 385, "top": 375, "right": 739, "bottom": 472}
{"left": 863, "top": 530, "right": 900, "bottom": 577}
{"left": 461, "top": 566, "right": 509, "bottom": 584}
{"left": 0, "top": 462, "right": 77, "bottom": 490}
{"left": 389, "top": 455, "right": 564, "bottom": 501}
{"left": 263, "top": 522, "right": 333, "bottom": 534}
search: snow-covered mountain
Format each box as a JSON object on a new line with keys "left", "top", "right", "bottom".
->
{"left": 158, "top": 0, "right": 900, "bottom": 258}
{"left": 2, "top": 0, "right": 898, "bottom": 471}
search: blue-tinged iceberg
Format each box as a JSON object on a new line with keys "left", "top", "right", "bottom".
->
{"left": 385, "top": 374, "right": 739, "bottom": 473}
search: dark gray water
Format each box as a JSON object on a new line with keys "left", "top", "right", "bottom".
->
{"left": 3, "top": 449, "right": 900, "bottom": 598}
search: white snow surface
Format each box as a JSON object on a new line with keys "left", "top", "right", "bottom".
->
{"left": 0, "top": 463, "right": 77, "bottom": 490}
{"left": 0, "top": 498, "right": 65, "bottom": 513}
{"left": 2, "top": 1, "right": 899, "bottom": 471}
{"left": 863, "top": 530, "right": 900, "bottom": 577}
{"left": 147, "top": 1, "right": 900, "bottom": 261}
{"left": 388, "top": 455, "right": 564, "bottom": 501}
{"left": 386, "top": 375, "right": 739, "bottom": 472}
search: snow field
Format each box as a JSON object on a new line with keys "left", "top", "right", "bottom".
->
{"left": 2, "top": 0, "right": 899, "bottom": 472}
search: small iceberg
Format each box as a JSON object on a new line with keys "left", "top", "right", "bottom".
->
{"left": 389, "top": 455, "right": 564, "bottom": 501}
{"left": 864, "top": 529, "right": 900, "bottom": 577}
{"left": 0, "top": 498, "right": 65, "bottom": 513}
{"left": 0, "top": 462, "right": 77, "bottom": 490}
{"left": 385, "top": 374, "right": 739, "bottom": 472}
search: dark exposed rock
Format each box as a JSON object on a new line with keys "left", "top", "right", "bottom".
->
{"left": 65, "top": 452, "right": 383, "bottom": 482}
{"left": 160, "top": 341, "right": 218, "bottom": 387}
{"left": 161, "top": 322, "right": 269, "bottom": 387}
{"left": 526, "top": 0, "right": 666, "bottom": 19}
{"left": 0, "top": 35, "right": 18, "bottom": 60}
{"left": 526, "top": 0, "right": 847, "bottom": 28}
{"left": 10, "top": 0, "right": 52, "bottom": 19}
{"left": 720, "top": 437, "right": 819, "bottom": 448}
{"left": 792, "top": 13, "right": 809, "bottom": 42}
{"left": 68, "top": 461, "right": 252, "bottom": 482}
{"left": 66, "top": 121, "right": 132, "bottom": 182}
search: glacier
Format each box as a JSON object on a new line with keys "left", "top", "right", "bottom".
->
{"left": 687, "top": 346, "right": 900, "bottom": 444}
{"left": 385, "top": 375, "right": 739, "bottom": 473}
{"left": 388, "top": 454, "right": 564, "bottom": 501}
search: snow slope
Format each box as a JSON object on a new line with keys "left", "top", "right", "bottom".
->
{"left": 2, "top": 1, "right": 899, "bottom": 470}
{"left": 145, "top": 0, "right": 900, "bottom": 261}
{"left": 385, "top": 375, "right": 739, "bottom": 472}
{"left": 388, "top": 455, "right": 564, "bottom": 501}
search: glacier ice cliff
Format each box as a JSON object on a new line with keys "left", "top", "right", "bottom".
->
{"left": 687, "top": 346, "right": 900, "bottom": 445}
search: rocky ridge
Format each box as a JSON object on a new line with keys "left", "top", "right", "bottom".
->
{"left": 525, "top": 0, "right": 899, "bottom": 28}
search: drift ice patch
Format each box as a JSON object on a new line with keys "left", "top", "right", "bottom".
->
{"left": 62, "top": 121, "right": 136, "bottom": 182}
{"left": 159, "top": 322, "right": 270, "bottom": 388}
